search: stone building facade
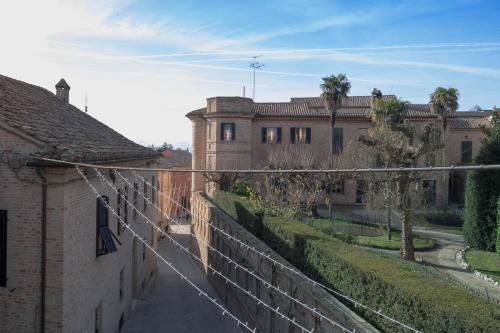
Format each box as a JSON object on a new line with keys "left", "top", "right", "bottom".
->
{"left": 0, "top": 75, "right": 161, "bottom": 333}
{"left": 187, "top": 94, "right": 495, "bottom": 207}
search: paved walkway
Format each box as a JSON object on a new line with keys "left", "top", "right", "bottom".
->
{"left": 318, "top": 205, "right": 500, "bottom": 303}
{"left": 122, "top": 223, "right": 242, "bottom": 333}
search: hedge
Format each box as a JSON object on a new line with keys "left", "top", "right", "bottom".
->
{"left": 497, "top": 198, "right": 500, "bottom": 254}
{"left": 213, "top": 191, "right": 500, "bottom": 333}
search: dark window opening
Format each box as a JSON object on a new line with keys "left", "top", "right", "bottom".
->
{"left": 151, "top": 176, "right": 156, "bottom": 205}
{"left": 119, "top": 313, "right": 124, "bottom": 332}
{"left": 261, "top": 127, "right": 282, "bottom": 143}
{"left": 123, "top": 186, "right": 128, "bottom": 225}
{"left": 96, "top": 196, "right": 120, "bottom": 257}
{"left": 333, "top": 127, "right": 343, "bottom": 154}
{"left": 119, "top": 268, "right": 124, "bottom": 301}
{"left": 133, "top": 183, "right": 138, "bottom": 220}
{"left": 143, "top": 181, "right": 148, "bottom": 212}
{"left": 117, "top": 188, "right": 122, "bottom": 235}
{"left": 290, "top": 127, "right": 311, "bottom": 144}
{"left": 221, "top": 123, "right": 236, "bottom": 141}
{"left": 461, "top": 141, "right": 472, "bottom": 164}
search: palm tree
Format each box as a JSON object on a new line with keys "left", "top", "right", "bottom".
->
{"left": 430, "top": 87, "right": 460, "bottom": 131}
{"left": 430, "top": 87, "right": 459, "bottom": 205}
{"left": 320, "top": 74, "right": 351, "bottom": 156}
{"left": 320, "top": 74, "right": 351, "bottom": 221}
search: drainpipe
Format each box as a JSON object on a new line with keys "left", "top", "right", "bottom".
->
{"left": 36, "top": 168, "right": 47, "bottom": 333}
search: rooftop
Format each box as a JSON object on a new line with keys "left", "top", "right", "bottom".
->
{"left": 0, "top": 74, "right": 159, "bottom": 162}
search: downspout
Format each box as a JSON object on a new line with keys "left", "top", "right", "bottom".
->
{"left": 36, "top": 168, "right": 47, "bottom": 333}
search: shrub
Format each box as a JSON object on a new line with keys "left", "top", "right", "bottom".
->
{"left": 497, "top": 197, "right": 500, "bottom": 254}
{"left": 424, "top": 210, "right": 463, "bottom": 227}
{"left": 214, "top": 191, "right": 500, "bottom": 333}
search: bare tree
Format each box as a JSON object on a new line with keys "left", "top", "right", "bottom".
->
{"left": 358, "top": 97, "right": 443, "bottom": 261}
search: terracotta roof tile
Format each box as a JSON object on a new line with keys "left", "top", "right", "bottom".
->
{"left": 290, "top": 95, "right": 396, "bottom": 108}
{"left": 0, "top": 74, "right": 158, "bottom": 162}
{"left": 449, "top": 111, "right": 492, "bottom": 129}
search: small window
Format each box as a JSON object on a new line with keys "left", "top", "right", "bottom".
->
{"left": 116, "top": 188, "right": 122, "bottom": 235}
{"left": 461, "top": 141, "right": 472, "bottom": 164}
{"left": 96, "top": 196, "right": 119, "bottom": 257}
{"left": 142, "top": 242, "right": 146, "bottom": 261}
{"left": 133, "top": 183, "right": 138, "bottom": 220}
{"left": 221, "top": 123, "right": 235, "bottom": 141}
{"left": 151, "top": 176, "right": 156, "bottom": 205}
{"left": 123, "top": 186, "right": 128, "bottom": 225}
{"left": 333, "top": 127, "right": 343, "bottom": 154}
{"left": 95, "top": 301, "right": 103, "bottom": 333}
{"left": 119, "top": 313, "right": 124, "bottom": 332}
{"left": 261, "top": 127, "right": 282, "bottom": 143}
{"left": 143, "top": 181, "right": 148, "bottom": 212}
{"left": 0, "top": 210, "right": 7, "bottom": 287}
{"left": 119, "top": 268, "right": 124, "bottom": 301}
{"left": 290, "top": 127, "right": 311, "bottom": 144}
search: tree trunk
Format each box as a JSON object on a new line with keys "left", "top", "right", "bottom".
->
{"left": 400, "top": 209, "right": 415, "bottom": 261}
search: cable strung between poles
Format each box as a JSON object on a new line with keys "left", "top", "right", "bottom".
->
{"left": 119, "top": 170, "right": 354, "bottom": 332}
{"left": 132, "top": 170, "right": 421, "bottom": 333}
{"left": 76, "top": 166, "right": 257, "bottom": 333}
{"left": 96, "top": 168, "right": 320, "bottom": 333}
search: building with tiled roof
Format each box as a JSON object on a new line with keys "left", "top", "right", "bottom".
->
{"left": 187, "top": 91, "right": 494, "bottom": 206}
{"left": 0, "top": 75, "right": 160, "bottom": 332}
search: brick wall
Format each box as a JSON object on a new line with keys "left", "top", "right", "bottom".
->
{"left": 0, "top": 126, "right": 160, "bottom": 333}
{"left": 190, "top": 192, "right": 378, "bottom": 333}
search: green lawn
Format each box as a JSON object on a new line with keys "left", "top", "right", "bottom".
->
{"left": 357, "top": 232, "right": 437, "bottom": 250}
{"left": 465, "top": 250, "right": 500, "bottom": 282}
{"left": 304, "top": 217, "right": 437, "bottom": 251}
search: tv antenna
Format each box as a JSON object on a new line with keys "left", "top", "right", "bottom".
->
{"left": 84, "top": 94, "right": 88, "bottom": 113}
{"left": 250, "top": 55, "right": 264, "bottom": 101}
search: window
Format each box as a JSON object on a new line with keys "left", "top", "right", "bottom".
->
{"left": 119, "top": 268, "right": 124, "bottom": 301}
{"left": 142, "top": 242, "right": 146, "bottom": 261}
{"left": 261, "top": 127, "right": 282, "bottom": 143}
{"left": 461, "top": 141, "right": 472, "bottom": 164}
{"left": 220, "top": 123, "right": 235, "bottom": 141}
{"left": 423, "top": 180, "right": 437, "bottom": 206}
{"left": 95, "top": 301, "right": 103, "bottom": 333}
{"left": 116, "top": 188, "right": 122, "bottom": 235}
{"left": 151, "top": 176, "right": 156, "bottom": 205}
{"left": 96, "top": 196, "right": 119, "bottom": 257}
{"left": 143, "top": 181, "right": 148, "bottom": 212}
{"left": 119, "top": 313, "right": 124, "bottom": 332}
{"left": 0, "top": 210, "right": 7, "bottom": 287}
{"left": 123, "top": 186, "right": 128, "bottom": 225}
{"left": 333, "top": 127, "right": 343, "bottom": 154}
{"left": 326, "top": 181, "right": 344, "bottom": 194}
{"left": 133, "top": 183, "right": 138, "bottom": 219}
{"left": 290, "top": 127, "right": 311, "bottom": 144}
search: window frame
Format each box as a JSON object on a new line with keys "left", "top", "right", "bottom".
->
{"left": 220, "top": 122, "right": 236, "bottom": 141}
{"left": 261, "top": 127, "right": 282, "bottom": 144}
{"left": 96, "top": 196, "right": 119, "bottom": 257}
{"left": 290, "top": 127, "right": 311, "bottom": 144}
{"left": 333, "top": 127, "right": 343, "bottom": 154}
{"left": 461, "top": 140, "right": 473, "bottom": 164}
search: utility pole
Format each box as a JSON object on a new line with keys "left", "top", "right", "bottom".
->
{"left": 250, "top": 55, "right": 264, "bottom": 101}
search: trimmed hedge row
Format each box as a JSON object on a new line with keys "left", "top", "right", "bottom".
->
{"left": 497, "top": 198, "right": 500, "bottom": 254}
{"left": 213, "top": 191, "right": 500, "bottom": 333}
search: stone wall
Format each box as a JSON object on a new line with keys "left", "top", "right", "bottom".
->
{"left": 190, "top": 192, "right": 378, "bottom": 333}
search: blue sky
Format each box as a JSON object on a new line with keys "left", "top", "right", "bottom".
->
{"left": 1, "top": 0, "right": 499, "bottom": 148}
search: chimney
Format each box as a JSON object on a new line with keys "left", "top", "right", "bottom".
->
{"left": 55, "top": 78, "right": 70, "bottom": 103}
{"left": 370, "top": 88, "right": 382, "bottom": 108}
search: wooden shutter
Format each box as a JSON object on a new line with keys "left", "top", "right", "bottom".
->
{"left": 261, "top": 128, "right": 267, "bottom": 143}
{"left": 97, "top": 196, "right": 109, "bottom": 228}
{"left": 277, "top": 128, "right": 282, "bottom": 143}
{"left": 306, "top": 128, "right": 311, "bottom": 144}
{"left": 231, "top": 123, "right": 236, "bottom": 141}
{"left": 290, "top": 128, "right": 296, "bottom": 143}
{"left": 0, "top": 210, "right": 6, "bottom": 286}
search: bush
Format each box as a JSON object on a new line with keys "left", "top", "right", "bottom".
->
{"left": 214, "top": 191, "right": 500, "bottom": 333}
{"left": 497, "top": 198, "right": 500, "bottom": 254}
{"left": 424, "top": 210, "right": 463, "bottom": 227}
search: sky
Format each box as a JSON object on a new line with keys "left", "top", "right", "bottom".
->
{"left": 1, "top": 0, "right": 499, "bottom": 149}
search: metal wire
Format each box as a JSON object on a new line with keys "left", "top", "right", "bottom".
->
{"left": 76, "top": 166, "right": 257, "bottom": 333}
{"left": 30, "top": 156, "right": 500, "bottom": 174}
